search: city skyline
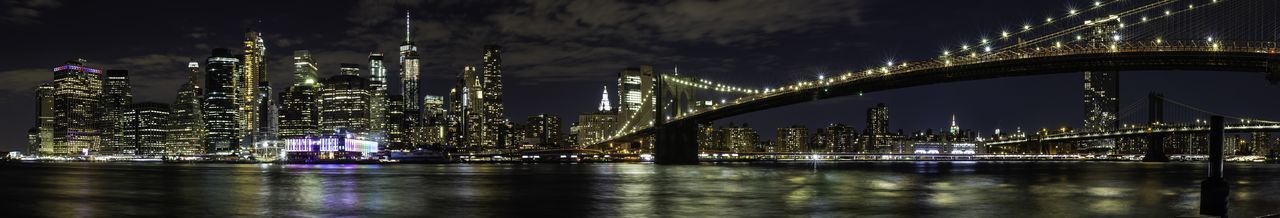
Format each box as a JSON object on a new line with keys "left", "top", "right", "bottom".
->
{"left": 4, "top": 0, "right": 1280, "bottom": 153}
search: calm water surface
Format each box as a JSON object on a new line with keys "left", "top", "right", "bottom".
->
{"left": 2, "top": 162, "right": 1278, "bottom": 217}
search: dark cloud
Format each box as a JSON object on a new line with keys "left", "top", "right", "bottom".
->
{"left": 1, "top": 0, "right": 60, "bottom": 24}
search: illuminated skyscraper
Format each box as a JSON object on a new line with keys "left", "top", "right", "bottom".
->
{"left": 368, "top": 53, "right": 388, "bottom": 144}
{"left": 617, "top": 66, "right": 655, "bottom": 133}
{"left": 416, "top": 95, "right": 447, "bottom": 146}
{"left": 293, "top": 50, "right": 318, "bottom": 85}
{"left": 385, "top": 95, "right": 408, "bottom": 150}
{"left": 51, "top": 60, "right": 103, "bottom": 156}
{"left": 460, "top": 66, "right": 484, "bottom": 148}
{"left": 1083, "top": 71, "right": 1118, "bottom": 151}
{"left": 240, "top": 30, "right": 267, "bottom": 147}
{"left": 205, "top": 48, "right": 242, "bottom": 154}
{"left": 101, "top": 69, "right": 132, "bottom": 155}
{"left": 123, "top": 102, "right": 169, "bottom": 156}
{"left": 318, "top": 75, "right": 372, "bottom": 135}
{"left": 400, "top": 11, "right": 421, "bottom": 111}
{"left": 278, "top": 85, "right": 319, "bottom": 138}
{"left": 598, "top": 86, "right": 612, "bottom": 112}
{"left": 369, "top": 53, "right": 387, "bottom": 91}
{"left": 255, "top": 82, "right": 276, "bottom": 142}
{"left": 865, "top": 103, "right": 890, "bottom": 149}
{"left": 480, "top": 45, "right": 506, "bottom": 148}
{"left": 167, "top": 61, "right": 205, "bottom": 156}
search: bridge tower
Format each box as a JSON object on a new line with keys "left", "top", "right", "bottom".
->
{"left": 653, "top": 71, "right": 699, "bottom": 164}
{"left": 1143, "top": 92, "right": 1169, "bottom": 162}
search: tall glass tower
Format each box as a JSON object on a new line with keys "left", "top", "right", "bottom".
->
{"left": 399, "top": 11, "right": 421, "bottom": 111}
{"left": 51, "top": 60, "right": 103, "bottom": 156}
{"left": 101, "top": 69, "right": 132, "bottom": 155}
{"left": 204, "top": 48, "right": 242, "bottom": 154}
{"left": 167, "top": 60, "right": 205, "bottom": 156}
{"left": 480, "top": 45, "right": 505, "bottom": 149}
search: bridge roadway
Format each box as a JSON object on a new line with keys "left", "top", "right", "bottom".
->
{"left": 593, "top": 40, "right": 1280, "bottom": 164}
{"left": 985, "top": 124, "right": 1280, "bottom": 145}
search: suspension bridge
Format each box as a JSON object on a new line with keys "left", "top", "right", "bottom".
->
{"left": 588, "top": 0, "right": 1280, "bottom": 164}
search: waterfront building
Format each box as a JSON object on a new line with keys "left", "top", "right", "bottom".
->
{"left": 776, "top": 125, "right": 809, "bottom": 152}
{"left": 101, "top": 69, "right": 132, "bottom": 155}
{"left": 167, "top": 61, "right": 205, "bottom": 156}
{"left": 718, "top": 123, "right": 759, "bottom": 153}
{"left": 576, "top": 86, "right": 618, "bottom": 148}
{"left": 525, "top": 114, "right": 562, "bottom": 148}
{"left": 698, "top": 123, "right": 717, "bottom": 151}
{"left": 814, "top": 123, "right": 857, "bottom": 153}
{"left": 51, "top": 60, "right": 104, "bottom": 156}
{"left": 278, "top": 85, "right": 319, "bottom": 139}
{"left": 385, "top": 95, "right": 409, "bottom": 150}
{"left": 123, "top": 102, "right": 169, "bottom": 156}
{"left": 204, "top": 48, "right": 242, "bottom": 154}
{"left": 283, "top": 135, "right": 379, "bottom": 161}
{"left": 255, "top": 82, "right": 276, "bottom": 143}
{"left": 367, "top": 53, "right": 388, "bottom": 146}
{"left": 318, "top": 75, "right": 372, "bottom": 135}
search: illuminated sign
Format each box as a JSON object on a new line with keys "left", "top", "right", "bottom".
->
{"left": 285, "top": 137, "right": 378, "bottom": 153}
{"left": 53, "top": 65, "right": 102, "bottom": 74}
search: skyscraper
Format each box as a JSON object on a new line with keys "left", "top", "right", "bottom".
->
{"left": 460, "top": 65, "right": 484, "bottom": 148}
{"left": 368, "top": 53, "right": 389, "bottom": 145}
{"left": 255, "top": 82, "right": 276, "bottom": 142}
{"left": 385, "top": 95, "right": 408, "bottom": 150}
{"left": 277, "top": 85, "right": 319, "bottom": 139}
{"left": 293, "top": 50, "right": 318, "bottom": 85}
{"left": 598, "top": 86, "right": 612, "bottom": 112}
{"left": 368, "top": 53, "right": 387, "bottom": 91}
{"left": 318, "top": 75, "right": 372, "bottom": 135}
{"left": 167, "top": 61, "right": 205, "bottom": 156}
{"left": 617, "top": 66, "right": 655, "bottom": 133}
{"left": 101, "top": 69, "right": 132, "bottom": 155}
{"left": 1083, "top": 71, "right": 1119, "bottom": 151}
{"left": 866, "top": 103, "right": 890, "bottom": 149}
{"left": 416, "top": 95, "right": 447, "bottom": 146}
{"left": 32, "top": 83, "right": 55, "bottom": 156}
{"left": 123, "top": 102, "right": 169, "bottom": 156}
{"left": 400, "top": 11, "right": 421, "bottom": 112}
{"left": 719, "top": 123, "right": 759, "bottom": 152}
{"left": 205, "top": 48, "right": 242, "bottom": 154}
{"left": 480, "top": 45, "right": 506, "bottom": 148}
{"left": 51, "top": 60, "right": 103, "bottom": 156}
{"left": 240, "top": 30, "right": 267, "bottom": 148}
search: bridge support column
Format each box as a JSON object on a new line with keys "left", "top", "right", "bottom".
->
{"left": 1143, "top": 93, "right": 1169, "bottom": 162}
{"left": 655, "top": 121, "right": 699, "bottom": 164}
{"left": 1200, "top": 116, "right": 1229, "bottom": 216}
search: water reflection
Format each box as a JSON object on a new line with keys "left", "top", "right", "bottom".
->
{"left": 1, "top": 162, "right": 1279, "bottom": 217}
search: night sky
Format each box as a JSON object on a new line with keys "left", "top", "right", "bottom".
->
{"left": 2, "top": 0, "right": 1278, "bottom": 151}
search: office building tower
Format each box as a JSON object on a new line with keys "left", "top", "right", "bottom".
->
{"left": 100, "top": 69, "right": 132, "bottom": 155}
{"left": 422, "top": 95, "right": 446, "bottom": 125}
{"left": 598, "top": 86, "right": 612, "bottom": 112}
{"left": 776, "top": 125, "right": 809, "bottom": 152}
{"left": 385, "top": 95, "right": 409, "bottom": 150}
{"left": 240, "top": 30, "right": 267, "bottom": 147}
{"left": 318, "top": 75, "right": 372, "bottom": 135}
{"left": 167, "top": 61, "right": 205, "bottom": 156}
{"left": 367, "top": 53, "right": 389, "bottom": 144}
{"left": 865, "top": 103, "right": 890, "bottom": 148}
{"left": 278, "top": 85, "right": 319, "bottom": 139}
{"left": 293, "top": 50, "right": 318, "bottom": 85}
{"left": 50, "top": 60, "right": 104, "bottom": 156}
{"left": 32, "top": 83, "right": 56, "bottom": 156}
{"left": 617, "top": 66, "right": 655, "bottom": 133}
{"left": 123, "top": 102, "right": 169, "bottom": 156}
{"left": 1084, "top": 71, "right": 1119, "bottom": 151}
{"left": 255, "top": 82, "right": 277, "bottom": 142}
{"left": 576, "top": 112, "right": 617, "bottom": 148}
{"left": 480, "top": 45, "right": 506, "bottom": 148}
{"left": 339, "top": 63, "right": 361, "bottom": 76}
{"left": 368, "top": 53, "right": 387, "bottom": 91}
{"left": 205, "top": 48, "right": 242, "bottom": 154}
{"left": 400, "top": 11, "right": 422, "bottom": 111}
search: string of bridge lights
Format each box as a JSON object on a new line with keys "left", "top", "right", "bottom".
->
{"left": 592, "top": 0, "right": 1245, "bottom": 145}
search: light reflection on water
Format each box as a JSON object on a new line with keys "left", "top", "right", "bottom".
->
{"left": 1, "top": 162, "right": 1279, "bottom": 217}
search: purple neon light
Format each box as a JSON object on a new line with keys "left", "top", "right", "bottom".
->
{"left": 53, "top": 65, "right": 102, "bottom": 74}
{"left": 285, "top": 137, "right": 378, "bottom": 153}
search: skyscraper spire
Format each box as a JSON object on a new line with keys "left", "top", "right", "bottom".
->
{"left": 405, "top": 10, "right": 412, "bottom": 43}
{"left": 599, "top": 86, "right": 612, "bottom": 112}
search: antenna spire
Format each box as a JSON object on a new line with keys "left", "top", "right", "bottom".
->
{"left": 405, "top": 10, "right": 412, "bottom": 43}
